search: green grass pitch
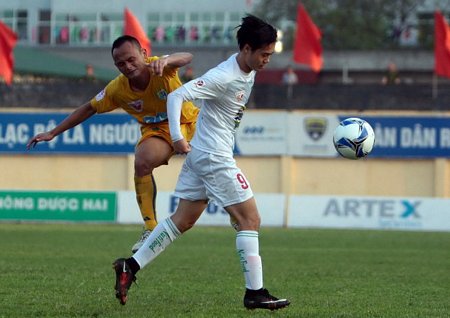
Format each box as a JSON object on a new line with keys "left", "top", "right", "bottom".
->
{"left": 0, "top": 223, "right": 449, "bottom": 318}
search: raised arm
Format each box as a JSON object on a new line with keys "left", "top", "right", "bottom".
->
{"left": 26, "top": 102, "right": 96, "bottom": 149}
{"left": 165, "top": 52, "right": 193, "bottom": 68}
{"left": 147, "top": 52, "right": 193, "bottom": 76}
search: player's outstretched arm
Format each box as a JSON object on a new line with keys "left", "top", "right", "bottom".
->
{"left": 26, "top": 102, "right": 96, "bottom": 149}
{"left": 164, "top": 52, "right": 193, "bottom": 68}
{"left": 147, "top": 53, "right": 193, "bottom": 76}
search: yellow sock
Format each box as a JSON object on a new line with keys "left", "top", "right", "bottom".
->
{"left": 135, "top": 174, "right": 158, "bottom": 230}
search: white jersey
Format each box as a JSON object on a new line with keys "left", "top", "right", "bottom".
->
{"left": 168, "top": 53, "right": 255, "bottom": 157}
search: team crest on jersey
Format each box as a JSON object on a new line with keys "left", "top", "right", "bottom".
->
{"left": 235, "top": 90, "right": 245, "bottom": 102}
{"left": 157, "top": 89, "right": 168, "bottom": 100}
{"left": 194, "top": 79, "right": 205, "bottom": 87}
{"left": 95, "top": 89, "right": 106, "bottom": 101}
{"left": 304, "top": 117, "right": 328, "bottom": 141}
{"left": 128, "top": 100, "right": 144, "bottom": 112}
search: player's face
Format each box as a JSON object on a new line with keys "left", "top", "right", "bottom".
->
{"left": 244, "top": 43, "right": 275, "bottom": 72}
{"left": 112, "top": 42, "right": 147, "bottom": 79}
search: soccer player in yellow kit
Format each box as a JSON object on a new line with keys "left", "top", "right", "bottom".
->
{"left": 27, "top": 35, "right": 199, "bottom": 252}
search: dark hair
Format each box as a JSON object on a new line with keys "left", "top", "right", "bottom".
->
{"left": 236, "top": 14, "right": 277, "bottom": 51}
{"left": 111, "top": 35, "right": 142, "bottom": 55}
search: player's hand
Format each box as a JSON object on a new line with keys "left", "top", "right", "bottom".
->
{"left": 146, "top": 57, "right": 168, "bottom": 77}
{"left": 173, "top": 139, "right": 191, "bottom": 155}
{"left": 26, "top": 132, "right": 55, "bottom": 150}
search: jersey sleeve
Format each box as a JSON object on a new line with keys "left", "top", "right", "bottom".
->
{"left": 90, "top": 80, "right": 119, "bottom": 114}
{"left": 147, "top": 55, "right": 178, "bottom": 78}
{"left": 167, "top": 89, "right": 186, "bottom": 142}
{"left": 180, "top": 68, "right": 227, "bottom": 101}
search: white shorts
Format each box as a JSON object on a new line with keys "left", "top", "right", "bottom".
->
{"left": 174, "top": 147, "right": 253, "bottom": 207}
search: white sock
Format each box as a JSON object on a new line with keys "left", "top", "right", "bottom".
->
{"left": 236, "top": 230, "right": 263, "bottom": 290}
{"left": 133, "top": 217, "right": 181, "bottom": 268}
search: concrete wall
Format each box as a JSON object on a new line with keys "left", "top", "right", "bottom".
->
{"left": 3, "top": 80, "right": 450, "bottom": 111}
{"left": 43, "top": 47, "right": 437, "bottom": 78}
{"left": 2, "top": 151, "right": 449, "bottom": 198}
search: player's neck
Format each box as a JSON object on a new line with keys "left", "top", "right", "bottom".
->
{"left": 236, "top": 53, "right": 252, "bottom": 74}
{"left": 129, "top": 69, "right": 151, "bottom": 92}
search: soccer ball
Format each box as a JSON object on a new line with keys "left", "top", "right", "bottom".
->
{"left": 333, "top": 117, "right": 375, "bottom": 160}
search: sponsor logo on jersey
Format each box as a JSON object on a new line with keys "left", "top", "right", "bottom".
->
{"left": 128, "top": 100, "right": 144, "bottom": 112}
{"left": 143, "top": 113, "right": 168, "bottom": 124}
{"left": 157, "top": 89, "right": 168, "bottom": 100}
{"left": 235, "top": 90, "right": 245, "bottom": 102}
{"left": 95, "top": 89, "right": 106, "bottom": 101}
{"left": 234, "top": 105, "right": 246, "bottom": 128}
{"left": 304, "top": 117, "right": 327, "bottom": 141}
{"left": 194, "top": 79, "right": 205, "bottom": 87}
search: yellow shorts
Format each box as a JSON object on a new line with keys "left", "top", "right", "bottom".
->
{"left": 138, "top": 121, "right": 196, "bottom": 148}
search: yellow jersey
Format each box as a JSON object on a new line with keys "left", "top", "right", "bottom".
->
{"left": 90, "top": 56, "right": 198, "bottom": 125}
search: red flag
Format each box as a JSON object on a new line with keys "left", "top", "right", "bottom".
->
{"left": 434, "top": 11, "right": 450, "bottom": 78}
{"left": 0, "top": 20, "right": 18, "bottom": 85}
{"left": 293, "top": 5, "right": 323, "bottom": 72}
{"left": 124, "top": 8, "right": 151, "bottom": 55}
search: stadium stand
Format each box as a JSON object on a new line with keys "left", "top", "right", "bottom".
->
{"left": 1, "top": 0, "right": 449, "bottom": 111}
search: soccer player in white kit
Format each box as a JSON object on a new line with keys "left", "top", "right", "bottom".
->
{"left": 113, "top": 15, "right": 290, "bottom": 311}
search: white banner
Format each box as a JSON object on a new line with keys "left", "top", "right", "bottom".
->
{"left": 288, "top": 195, "right": 450, "bottom": 232}
{"left": 288, "top": 114, "right": 339, "bottom": 157}
{"left": 117, "top": 191, "right": 285, "bottom": 227}
{"left": 235, "top": 112, "right": 340, "bottom": 157}
{"left": 235, "top": 111, "right": 288, "bottom": 155}
{"left": 118, "top": 191, "right": 450, "bottom": 232}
